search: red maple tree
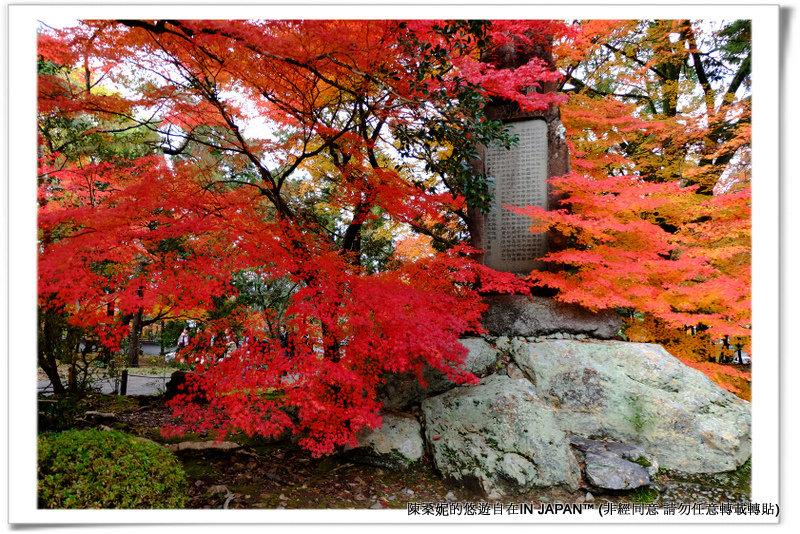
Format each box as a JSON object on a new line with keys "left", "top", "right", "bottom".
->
{"left": 38, "top": 19, "right": 552, "bottom": 451}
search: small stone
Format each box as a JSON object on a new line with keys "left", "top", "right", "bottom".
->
{"left": 388, "top": 495, "right": 397, "bottom": 501}
{"left": 209, "top": 485, "right": 230, "bottom": 495}
{"left": 496, "top": 336, "right": 512, "bottom": 350}
{"left": 445, "top": 491, "right": 458, "bottom": 502}
{"left": 506, "top": 363, "right": 526, "bottom": 380}
{"left": 279, "top": 494, "right": 289, "bottom": 501}
{"left": 369, "top": 502, "right": 384, "bottom": 509}
{"left": 194, "top": 480, "right": 205, "bottom": 487}
{"left": 585, "top": 492, "right": 594, "bottom": 502}
{"left": 539, "top": 496, "right": 550, "bottom": 503}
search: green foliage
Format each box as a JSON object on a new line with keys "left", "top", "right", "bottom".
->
{"left": 629, "top": 486, "right": 659, "bottom": 503}
{"left": 38, "top": 428, "right": 187, "bottom": 509}
{"left": 624, "top": 455, "right": 652, "bottom": 468}
{"left": 391, "top": 20, "right": 516, "bottom": 213}
{"left": 38, "top": 395, "right": 81, "bottom": 433}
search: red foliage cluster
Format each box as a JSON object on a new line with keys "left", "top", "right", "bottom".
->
{"left": 37, "top": 19, "right": 562, "bottom": 453}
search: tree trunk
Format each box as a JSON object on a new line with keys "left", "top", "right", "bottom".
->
{"left": 127, "top": 308, "right": 143, "bottom": 367}
{"left": 39, "top": 349, "right": 65, "bottom": 396}
{"left": 39, "top": 307, "right": 67, "bottom": 395}
{"left": 321, "top": 322, "right": 341, "bottom": 363}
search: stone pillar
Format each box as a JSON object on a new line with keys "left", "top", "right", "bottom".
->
{"left": 468, "top": 33, "right": 570, "bottom": 275}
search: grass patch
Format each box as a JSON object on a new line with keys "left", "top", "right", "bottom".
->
{"left": 629, "top": 486, "right": 659, "bottom": 503}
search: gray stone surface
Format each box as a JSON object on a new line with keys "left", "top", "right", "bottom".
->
{"left": 481, "top": 295, "right": 622, "bottom": 339}
{"left": 511, "top": 340, "right": 751, "bottom": 474}
{"left": 421, "top": 374, "right": 581, "bottom": 499}
{"left": 569, "top": 435, "right": 658, "bottom": 475}
{"left": 346, "top": 413, "right": 425, "bottom": 471}
{"left": 376, "top": 337, "right": 500, "bottom": 410}
{"left": 483, "top": 119, "right": 549, "bottom": 273}
{"left": 583, "top": 450, "right": 650, "bottom": 490}
{"left": 569, "top": 435, "right": 657, "bottom": 490}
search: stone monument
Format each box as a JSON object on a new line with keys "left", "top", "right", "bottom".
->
{"left": 482, "top": 119, "right": 550, "bottom": 273}
{"left": 468, "top": 34, "right": 570, "bottom": 275}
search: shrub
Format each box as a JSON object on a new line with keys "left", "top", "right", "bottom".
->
{"left": 38, "top": 428, "right": 187, "bottom": 508}
{"left": 38, "top": 395, "right": 81, "bottom": 433}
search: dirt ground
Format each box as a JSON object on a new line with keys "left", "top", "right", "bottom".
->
{"left": 50, "top": 392, "right": 749, "bottom": 511}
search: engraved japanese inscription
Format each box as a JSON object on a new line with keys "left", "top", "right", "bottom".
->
{"left": 483, "top": 119, "right": 548, "bottom": 273}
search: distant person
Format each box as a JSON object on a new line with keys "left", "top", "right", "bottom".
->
{"left": 280, "top": 324, "right": 295, "bottom": 360}
{"left": 177, "top": 328, "right": 190, "bottom": 349}
{"left": 176, "top": 327, "right": 190, "bottom": 363}
{"left": 279, "top": 324, "right": 289, "bottom": 349}
{"left": 224, "top": 328, "right": 238, "bottom": 358}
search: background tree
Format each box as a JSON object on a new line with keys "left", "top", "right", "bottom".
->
{"left": 515, "top": 19, "right": 752, "bottom": 396}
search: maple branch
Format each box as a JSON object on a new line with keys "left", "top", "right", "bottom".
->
{"left": 563, "top": 74, "right": 655, "bottom": 105}
{"left": 722, "top": 55, "right": 751, "bottom": 109}
{"left": 117, "top": 19, "right": 224, "bottom": 65}
{"left": 602, "top": 41, "right": 668, "bottom": 81}
{"left": 58, "top": 228, "right": 98, "bottom": 240}
{"left": 407, "top": 221, "right": 458, "bottom": 249}
{"left": 162, "top": 136, "right": 191, "bottom": 156}
{"left": 684, "top": 22, "right": 717, "bottom": 120}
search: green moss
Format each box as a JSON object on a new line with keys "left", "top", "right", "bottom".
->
{"left": 658, "top": 459, "right": 751, "bottom": 492}
{"left": 624, "top": 455, "right": 652, "bottom": 468}
{"left": 38, "top": 428, "right": 187, "bottom": 509}
{"left": 315, "top": 455, "right": 341, "bottom": 474}
{"left": 180, "top": 454, "right": 226, "bottom": 481}
{"left": 629, "top": 486, "right": 659, "bottom": 503}
{"left": 623, "top": 394, "right": 656, "bottom": 438}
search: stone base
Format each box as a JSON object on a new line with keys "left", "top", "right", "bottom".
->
{"left": 480, "top": 295, "right": 622, "bottom": 339}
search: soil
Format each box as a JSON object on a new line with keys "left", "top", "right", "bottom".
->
{"left": 47, "top": 391, "right": 751, "bottom": 511}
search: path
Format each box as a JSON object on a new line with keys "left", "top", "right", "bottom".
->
{"left": 37, "top": 373, "right": 172, "bottom": 396}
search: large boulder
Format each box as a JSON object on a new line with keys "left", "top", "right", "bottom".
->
{"left": 376, "top": 337, "right": 500, "bottom": 410}
{"left": 511, "top": 340, "right": 751, "bottom": 474}
{"left": 345, "top": 413, "right": 425, "bottom": 471}
{"left": 421, "top": 374, "right": 581, "bottom": 499}
{"left": 481, "top": 295, "right": 623, "bottom": 339}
